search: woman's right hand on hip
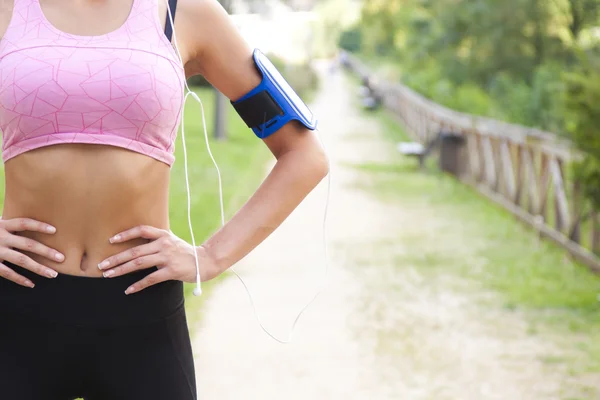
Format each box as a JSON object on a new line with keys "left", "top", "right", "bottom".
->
{"left": 0, "top": 218, "right": 64, "bottom": 288}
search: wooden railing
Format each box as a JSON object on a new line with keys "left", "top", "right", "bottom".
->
{"left": 341, "top": 52, "right": 600, "bottom": 272}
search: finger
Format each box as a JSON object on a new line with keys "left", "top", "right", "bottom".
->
{"left": 98, "top": 240, "right": 161, "bottom": 270}
{"left": 125, "top": 269, "right": 171, "bottom": 295}
{"left": 0, "top": 248, "right": 58, "bottom": 279}
{"left": 109, "top": 225, "right": 169, "bottom": 244}
{"left": 103, "top": 254, "right": 163, "bottom": 278}
{"left": 3, "top": 235, "right": 65, "bottom": 263}
{"left": 0, "top": 262, "right": 35, "bottom": 288}
{"left": 0, "top": 218, "right": 56, "bottom": 234}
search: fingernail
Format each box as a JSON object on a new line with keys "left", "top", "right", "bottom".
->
{"left": 110, "top": 235, "right": 121, "bottom": 243}
{"left": 98, "top": 261, "right": 109, "bottom": 270}
{"left": 55, "top": 253, "right": 64, "bottom": 262}
{"left": 24, "top": 280, "right": 34, "bottom": 288}
{"left": 46, "top": 269, "right": 58, "bottom": 278}
{"left": 103, "top": 270, "right": 115, "bottom": 278}
{"left": 46, "top": 226, "right": 56, "bottom": 234}
{"left": 125, "top": 286, "right": 135, "bottom": 295}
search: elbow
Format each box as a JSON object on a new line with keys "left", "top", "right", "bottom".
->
{"left": 308, "top": 144, "right": 330, "bottom": 184}
{"left": 315, "top": 147, "right": 330, "bottom": 181}
{"left": 270, "top": 126, "right": 330, "bottom": 185}
{"left": 282, "top": 143, "right": 329, "bottom": 188}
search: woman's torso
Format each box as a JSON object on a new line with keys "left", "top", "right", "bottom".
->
{"left": 0, "top": 0, "right": 185, "bottom": 276}
{"left": 3, "top": 146, "right": 171, "bottom": 275}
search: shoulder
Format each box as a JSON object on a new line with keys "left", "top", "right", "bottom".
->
{"left": 177, "top": 0, "right": 227, "bottom": 24}
{"left": 175, "top": 0, "right": 238, "bottom": 61}
{"left": 176, "top": 0, "right": 232, "bottom": 42}
{"left": 173, "top": 0, "right": 261, "bottom": 99}
{"left": 0, "top": 0, "right": 14, "bottom": 39}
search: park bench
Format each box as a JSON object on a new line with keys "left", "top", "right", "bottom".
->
{"left": 358, "top": 75, "right": 382, "bottom": 111}
{"left": 397, "top": 134, "right": 441, "bottom": 169}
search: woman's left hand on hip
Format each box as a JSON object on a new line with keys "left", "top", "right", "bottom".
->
{"left": 97, "top": 225, "right": 221, "bottom": 295}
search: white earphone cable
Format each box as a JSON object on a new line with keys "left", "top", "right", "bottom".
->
{"left": 165, "top": 2, "right": 331, "bottom": 343}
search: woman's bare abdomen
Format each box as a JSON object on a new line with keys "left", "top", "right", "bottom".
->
{"left": 2, "top": 144, "right": 171, "bottom": 277}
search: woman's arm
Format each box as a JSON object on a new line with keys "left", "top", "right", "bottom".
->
{"left": 98, "top": 0, "right": 328, "bottom": 291}
{"left": 182, "top": 0, "right": 329, "bottom": 278}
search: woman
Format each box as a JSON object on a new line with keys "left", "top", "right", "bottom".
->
{"left": 0, "top": 0, "right": 328, "bottom": 399}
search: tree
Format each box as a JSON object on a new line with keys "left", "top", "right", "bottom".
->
{"left": 564, "top": 51, "right": 600, "bottom": 210}
{"left": 567, "top": 0, "right": 600, "bottom": 41}
{"left": 348, "top": 0, "right": 598, "bottom": 131}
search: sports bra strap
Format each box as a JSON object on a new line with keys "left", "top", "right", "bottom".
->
{"left": 164, "top": 0, "right": 178, "bottom": 42}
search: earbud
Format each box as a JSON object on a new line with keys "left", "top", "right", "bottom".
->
{"left": 193, "top": 287, "right": 202, "bottom": 296}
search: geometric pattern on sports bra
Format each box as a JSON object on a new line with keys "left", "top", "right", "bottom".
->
{"left": 0, "top": 0, "right": 185, "bottom": 165}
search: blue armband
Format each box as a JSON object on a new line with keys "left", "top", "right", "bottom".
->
{"left": 231, "top": 49, "right": 318, "bottom": 139}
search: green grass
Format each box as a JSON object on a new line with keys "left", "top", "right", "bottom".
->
{"left": 352, "top": 106, "right": 600, "bottom": 393}
{"left": 168, "top": 88, "right": 271, "bottom": 301}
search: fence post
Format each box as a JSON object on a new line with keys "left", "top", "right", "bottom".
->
{"left": 214, "top": 90, "right": 227, "bottom": 141}
{"left": 538, "top": 153, "right": 550, "bottom": 221}
{"left": 514, "top": 144, "right": 524, "bottom": 206}
{"left": 569, "top": 180, "right": 582, "bottom": 243}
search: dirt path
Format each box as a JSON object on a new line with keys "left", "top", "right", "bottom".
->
{"left": 189, "top": 63, "right": 568, "bottom": 400}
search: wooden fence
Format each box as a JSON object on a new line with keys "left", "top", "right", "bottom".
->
{"left": 341, "top": 52, "right": 600, "bottom": 272}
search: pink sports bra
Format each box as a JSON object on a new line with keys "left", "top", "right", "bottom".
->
{"left": 0, "top": 0, "right": 185, "bottom": 166}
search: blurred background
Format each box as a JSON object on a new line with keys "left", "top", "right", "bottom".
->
{"left": 73, "top": 0, "right": 600, "bottom": 399}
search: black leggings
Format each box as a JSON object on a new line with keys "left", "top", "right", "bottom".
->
{"left": 0, "top": 263, "right": 197, "bottom": 400}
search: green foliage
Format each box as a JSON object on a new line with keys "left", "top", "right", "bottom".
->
{"left": 350, "top": 0, "right": 600, "bottom": 216}
{"left": 564, "top": 52, "right": 600, "bottom": 209}
{"left": 488, "top": 75, "right": 535, "bottom": 125}
{"left": 400, "top": 62, "right": 492, "bottom": 116}
{"left": 567, "top": 0, "right": 600, "bottom": 41}
{"left": 339, "top": 24, "right": 362, "bottom": 53}
{"left": 350, "top": 0, "right": 600, "bottom": 133}
{"left": 528, "top": 63, "right": 568, "bottom": 133}
{"left": 452, "top": 83, "right": 494, "bottom": 116}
